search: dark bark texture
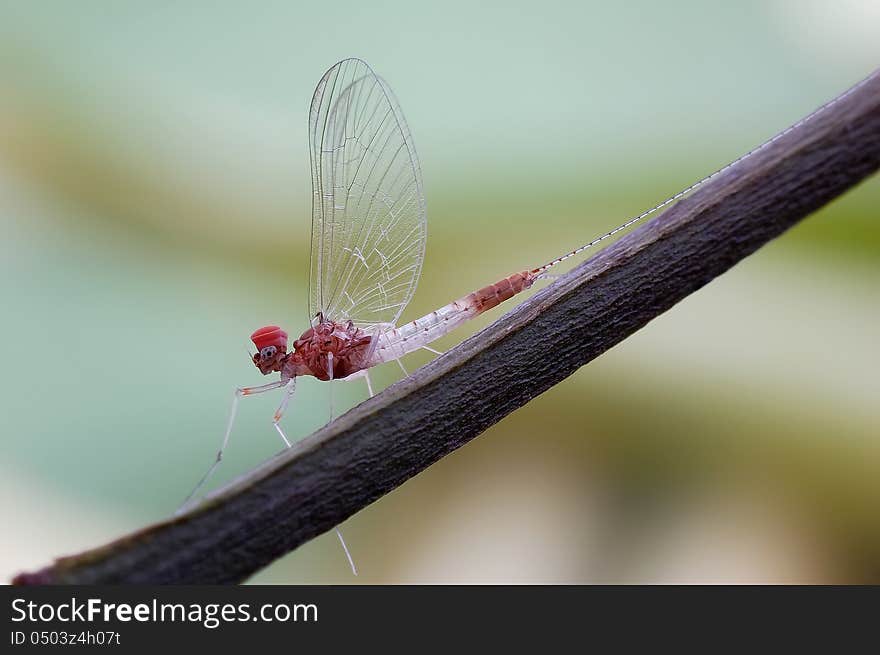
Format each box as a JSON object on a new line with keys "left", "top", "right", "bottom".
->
{"left": 14, "top": 71, "right": 880, "bottom": 584}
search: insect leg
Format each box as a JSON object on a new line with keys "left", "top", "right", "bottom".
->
{"left": 336, "top": 529, "right": 358, "bottom": 576}
{"left": 324, "top": 351, "right": 358, "bottom": 575}
{"left": 327, "top": 352, "right": 334, "bottom": 423}
{"left": 177, "top": 379, "right": 286, "bottom": 513}
{"left": 272, "top": 378, "right": 297, "bottom": 447}
{"left": 364, "top": 369, "right": 374, "bottom": 398}
{"left": 357, "top": 322, "right": 392, "bottom": 396}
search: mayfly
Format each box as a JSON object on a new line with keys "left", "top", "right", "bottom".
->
{"left": 179, "top": 58, "right": 874, "bottom": 573}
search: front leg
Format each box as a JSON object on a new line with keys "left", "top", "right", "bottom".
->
{"left": 177, "top": 379, "right": 287, "bottom": 513}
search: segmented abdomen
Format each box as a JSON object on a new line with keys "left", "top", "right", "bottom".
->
{"left": 369, "top": 270, "right": 537, "bottom": 364}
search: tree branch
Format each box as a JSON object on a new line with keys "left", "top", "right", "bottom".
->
{"left": 15, "top": 71, "right": 880, "bottom": 584}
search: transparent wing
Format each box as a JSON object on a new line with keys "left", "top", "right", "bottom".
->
{"left": 308, "top": 58, "right": 427, "bottom": 328}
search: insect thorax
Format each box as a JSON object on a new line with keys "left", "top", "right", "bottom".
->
{"left": 291, "top": 320, "right": 373, "bottom": 381}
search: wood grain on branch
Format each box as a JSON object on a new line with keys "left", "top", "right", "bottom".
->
{"left": 14, "top": 71, "right": 880, "bottom": 584}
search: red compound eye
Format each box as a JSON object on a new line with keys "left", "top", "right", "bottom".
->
{"left": 251, "top": 325, "right": 288, "bottom": 351}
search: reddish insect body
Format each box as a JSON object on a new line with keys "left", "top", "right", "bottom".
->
{"left": 247, "top": 269, "right": 539, "bottom": 382}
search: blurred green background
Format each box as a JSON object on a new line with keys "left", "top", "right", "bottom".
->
{"left": 1, "top": 1, "right": 878, "bottom": 583}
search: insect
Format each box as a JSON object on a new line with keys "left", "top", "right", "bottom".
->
{"left": 179, "top": 58, "right": 873, "bottom": 574}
